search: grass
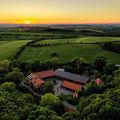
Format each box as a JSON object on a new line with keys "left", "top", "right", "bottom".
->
{"left": 36, "top": 39, "right": 70, "bottom": 44}
{"left": 77, "top": 37, "right": 120, "bottom": 43}
{"left": 0, "top": 40, "right": 30, "bottom": 60}
{"left": 36, "top": 37, "right": 120, "bottom": 44}
{"left": 18, "top": 44, "right": 120, "bottom": 63}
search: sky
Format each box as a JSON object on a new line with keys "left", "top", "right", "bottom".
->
{"left": 0, "top": 0, "right": 120, "bottom": 24}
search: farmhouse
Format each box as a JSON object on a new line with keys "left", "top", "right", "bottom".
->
{"left": 55, "top": 69, "right": 89, "bottom": 85}
{"left": 27, "top": 69, "right": 90, "bottom": 95}
{"left": 29, "top": 77, "right": 45, "bottom": 92}
{"left": 27, "top": 70, "right": 55, "bottom": 91}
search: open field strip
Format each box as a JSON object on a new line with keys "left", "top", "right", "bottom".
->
{"left": 36, "top": 37, "right": 120, "bottom": 44}
{"left": 18, "top": 44, "right": 120, "bottom": 63}
{"left": 0, "top": 40, "right": 30, "bottom": 60}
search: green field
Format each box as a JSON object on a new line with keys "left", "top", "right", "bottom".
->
{"left": 36, "top": 37, "right": 120, "bottom": 44}
{"left": 0, "top": 40, "right": 30, "bottom": 60}
{"left": 78, "top": 37, "right": 120, "bottom": 43}
{"left": 18, "top": 44, "right": 120, "bottom": 63}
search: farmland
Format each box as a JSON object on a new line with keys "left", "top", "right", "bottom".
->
{"left": 0, "top": 36, "right": 120, "bottom": 63}
{"left": 36, "top": 37, "right": 120, "bottom": 45}
{"left": 18, "top": 44, "right": 120, "bottom": 63}
{"left": 0, "top": 40, "right": 30, "bottom": 60}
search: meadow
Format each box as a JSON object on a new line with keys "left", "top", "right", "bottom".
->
{"left": 0, "top": 36, "right": 120, "bottom": 63}
{"left": 0, "top": 40, "right": 30, "bottom": 60}
{"left": 36, "top": 37, "right": 120, "bottom": 45}
{"left": 18, "top": 44, "right": 120, "bottom": 63}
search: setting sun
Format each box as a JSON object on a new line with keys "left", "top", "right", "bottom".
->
{"left": 24, "top": 20, "right": 31, "bottom": 24}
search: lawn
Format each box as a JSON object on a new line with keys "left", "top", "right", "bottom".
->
{"left": 0, "top": 40, "right": 30, "bottom": 60}
{"left": 36, "top": 37, "right": 120, "bottom": 44}
{"left": 18, "top": 44, "right": 120, "bottom": 63}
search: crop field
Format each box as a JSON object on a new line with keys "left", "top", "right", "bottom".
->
{"left": 77, "top": 37, "right": 120, "bottom": 43}
{"left": 36, "top": 37, "right": 120, "bottom": 44}
{"left": 0, "top": 40, "right": 30, "bottom": 60}
{"left": 18, "top": 44, "right": 120, "bottom": 63}
{"left": 36, "top": 39, "right": 72, "bottom": 44}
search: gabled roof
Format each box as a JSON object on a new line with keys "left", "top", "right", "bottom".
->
{"left": 33, "top": 70, "right": 55, "bottom": 79}
{"left": 96, "top": 78, "right": 104, "bottom": 85}
{"left": 62, "top": 81, "right": 83, "bottom": 91}
{"left": 31, "top": 78, "right": 45, "bottom": 88}
{"left": 55, "top": 69, "right": 89, "bottom": 84}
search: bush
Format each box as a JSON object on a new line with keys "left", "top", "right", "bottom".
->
{"left": 0, "top": 82, "right": 16, "bottom": 92}
{"left": 51, "top": 52, "right": 58, "bottom": 57}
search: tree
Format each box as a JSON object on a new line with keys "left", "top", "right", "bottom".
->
{"left": 32, "top": 60, "right": 41, "bottom": 71}
{"left": 5, "top": 70, "right": 25, "bottom": 84}
{"left": 84, "top": 81, "right": 101, "bottom": 96}
{"left": 104, "top": 62, "right": 118, "bottom": 75}
{"left": 98, "top": 102, "right": 117, "bottom": 120}
{"left": 94, "top": 56, "right": 107, "bottom": 72}
{"left": 50, "top": 57, "right": 60, "bottom": 69}
{"left": 27, "top": 106, "right": 58, "bottom": 120}
{"left": 51, "top": 115, "right": 63, "bottom": 120}
{"left": 106, "top": 75, "right": 113, "bottom": 83}
{"left": 71, "top": 57, "right": 87, "bottom": 69}
{"left": 0, "top": 82, "right": 16, "bottom": 92}
{"left": 87, "top": 113, "right": 98, "bottom": 120}
{"left": 0, "top": 60, "right": 11, "bottom": 73}
{"left": 41, "top": 93, "right": 61, "bottom": 110}
{"left": 113, "top": 69, "right": 120, "bottom": 77}
{"left": 44, "top": 81, "right": 54, "bottom": 93}
{"left": 62, "top": 112, "right": 80, "bottom": 120}
{"left": 0, "top": 113, "right": 19, "bottom": 120}
{"left": 12, "top": 67, "right": 21, "bottom": 72}
{"left": 51, "top": 52, "right": 58, "bottom": 57}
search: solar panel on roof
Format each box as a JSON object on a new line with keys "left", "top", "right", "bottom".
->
{"left": 55, "top": 69, "right": 89, "bottom": 84}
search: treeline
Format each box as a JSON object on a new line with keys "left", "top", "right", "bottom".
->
{"left": 100, "top": 42, "right": 120, "bottom": 54}
{"left": 24, "top": 26, "right": 120, "bottom": 37}
{"left": 0, "top": 31, "right": 78, "bottom": 41}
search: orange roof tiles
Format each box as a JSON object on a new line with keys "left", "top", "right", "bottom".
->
{"left": 62, "top": 81, "right": 83, "bottom": 91}
{"left": 31, "top": 78, "right": 45, "bottom": 88}
{"left": 96, "top": 78, "right": 104, "bottom": 85}
{"left": 34, "top": 70, "right": 55, "bottom": 79}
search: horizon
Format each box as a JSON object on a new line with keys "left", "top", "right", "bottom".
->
{"left": 0, "top": 0, "right": 120, "bottom": 24}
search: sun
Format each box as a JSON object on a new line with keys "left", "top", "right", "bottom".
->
{"left": 24, "top": 20, "right": 31, "bottom": 24}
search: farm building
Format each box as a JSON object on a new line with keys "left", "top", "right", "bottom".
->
{"left": 27, "top": 70, "right": 55, "bottom": 91}
{"left": 33, "top": 70, "right": 55, "bottom": 79}
{"left": 29, "top": 75, "right": 45, "bottom": 92}
{"left": 55, "top": 69, "right": 89, "bottom": 85}
{"left": 96, "top": 78, "right": 104, "bottom": 85}
{"left": 62, "top": 81, "right": 83, "bottom": 92}
{"left": 27, "top": 69, "right": 90, "bottom": 95}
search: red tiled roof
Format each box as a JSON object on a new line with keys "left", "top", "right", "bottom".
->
{"left": 31, "top": 78, "right": 45, "bottom": 88}
{"left": 96, "top": 78, "right": 104, "bottom": 85}
{"left": 34, "top": 70, "right": 55, "bottom": 79}
{"left": 62, "top": 81, "right": 83, "bottom": 91}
